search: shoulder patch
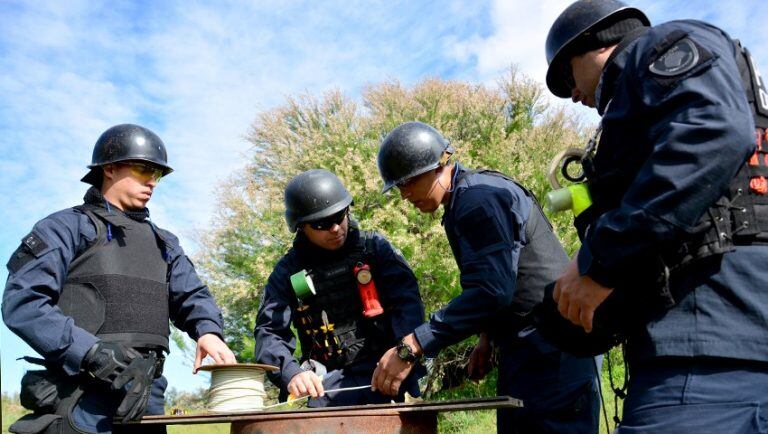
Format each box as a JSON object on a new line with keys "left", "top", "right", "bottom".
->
{"left": 22, "top": 232, "right": 48, "bottom": 256}
{"left": 6, "top": 232, "right": 49, "bottom": 273}
{"left": 456, "top": 205, "right": 506, "bottom": 252}
{"left": 649, "top": 38, "right": 701, "bottom": 77}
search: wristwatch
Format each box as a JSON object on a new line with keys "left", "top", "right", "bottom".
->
{"left": 396, "top": 338, "right": 420, "bottom": 363}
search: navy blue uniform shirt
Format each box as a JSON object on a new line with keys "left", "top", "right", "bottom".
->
{"left": 2, "top": 202, "right": 226, "bottom": 375}
{"left": 413, "top": 165, "right": 541, "bottom": 357}
{"left": 579, "top": 20, "right": 768, "bottom": 362}
{"left": 254, "top": 225, "right": 425, "bottom": 387}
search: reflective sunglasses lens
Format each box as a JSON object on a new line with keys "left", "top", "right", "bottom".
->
{"left": 309, "top": 209, "right": 347, "bottom": 230}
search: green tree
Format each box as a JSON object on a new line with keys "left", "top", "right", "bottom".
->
{"left": 196, "top": 67, "right": 593, "bottom": 397}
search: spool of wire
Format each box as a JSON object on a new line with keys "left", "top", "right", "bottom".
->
{"left": 198, "top": 363, "right": 280, "bottom": 413}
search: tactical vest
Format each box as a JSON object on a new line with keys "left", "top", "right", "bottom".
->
{"left": 58, "top": 205, "right": 170, "bottom": 351}
{"left": 453, "top": 169, "right": 568, "bottom": 319}
{"left": 581, "top": 41, "right": 768, "bottom": 273}
{"left": 293, "top": 231, "right": 392, "bottom": 370}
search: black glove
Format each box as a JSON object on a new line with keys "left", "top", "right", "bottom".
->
{"left": 82, "top": 342, "right": 157, "bottom": 423}
{"left": 113, "top": 352, "right": 157, "bottom": 422}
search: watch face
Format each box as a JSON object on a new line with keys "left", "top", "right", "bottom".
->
{"left": 356, "top": 269, "right": 372, "bottom": 285}
{"left": 397, "top": 344, "right": 410, "bottom": 359}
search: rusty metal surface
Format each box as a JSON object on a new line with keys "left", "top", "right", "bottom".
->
{"left": 129, "top": 396, "right": 522, "bottom": 426}
{"left": 232, "top": 413, "right": 437, "bottom": 434}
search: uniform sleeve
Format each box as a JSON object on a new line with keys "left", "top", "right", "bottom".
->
{"left": 2, "top": 211, "right": 99, "bottom": 375}
{"left": 164, "top": 232, "right": 225, "bottom": 342}
{"left": 371, "top": 235, "right": 425, "bottom": 340}
{"left": 580, "top": 26, "right": 756, "bottom": 287}
{"left": 254, "top": 262, "right": 303, "bottom": 387}
{"left": 414, "top": 187, "right": 528, "bottom": 358}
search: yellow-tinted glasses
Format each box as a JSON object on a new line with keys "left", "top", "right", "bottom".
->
{"left": 122, "top": 162, "right": 165, "bottom": 183}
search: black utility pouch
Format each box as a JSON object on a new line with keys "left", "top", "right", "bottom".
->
{"left": 20, "top": 370, "right": 64, "bottom": 413}
{"left": 19, "top": 369, "right": 79, "bottom": 414}
{"left": 8, "top": 414, "right": 63, "bottom": 434}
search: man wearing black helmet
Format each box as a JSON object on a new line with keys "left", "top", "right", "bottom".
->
{"left": 544, "top": 0, "right": 768, "bottom": 431}
{"left": 254, "top": 169, "right": 425, "bottom": 407}
{"left": 374, "top": 122, "right": 600, "bottom": 433}
{"left": 4, "top": 124, "right": 236, "bottom": 434}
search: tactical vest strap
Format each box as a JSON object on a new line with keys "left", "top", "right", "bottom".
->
{"left": 294, "top": 231, "right": 390, "bottom": 370}
{"left": 734, "top": 40, "right": 768, "bottom": 128}
{"left": 454, "top": 168, "right": 560, "bottom": 317}
{"left": 663, "top": 163, "right": 768, "bottom": 271}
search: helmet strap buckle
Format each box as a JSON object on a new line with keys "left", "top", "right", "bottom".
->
{"left": 439, "top": 151, "right": 452, "bottom": 166}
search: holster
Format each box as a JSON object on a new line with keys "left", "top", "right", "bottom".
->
{"left": 10, "top": 368, "right": 85, "bottom": 434}
{"left": 19, "top": 369, "right": 78, "bottom": 414}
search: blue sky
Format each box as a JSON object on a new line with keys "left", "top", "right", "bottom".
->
{"left": 2, "top": 0, "right": 766, "bottom": 394}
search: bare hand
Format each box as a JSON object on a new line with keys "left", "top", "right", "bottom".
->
{"left": 553, "top": 257, "right": 613, "bottom": 333}
{"left": 371, "top": 334, "right": 421, "bottom": 396}
{"left": 193, "top": 333, "right": 237, "bottom": 373}
{"left": 287, "top": 371, "right": 324, "bottom": 399}
{"left": 468, "top": 333, "right": 492, "bottom": 381}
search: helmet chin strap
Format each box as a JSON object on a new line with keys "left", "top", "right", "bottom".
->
{"left": 435, "top": 176, "right": 450, "bottom": 193}
{"left": 428, "top": 163, "right": 456, "bottom": 197}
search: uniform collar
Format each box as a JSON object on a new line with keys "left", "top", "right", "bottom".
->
{"left": 596, "top": 26, "right": 650, "bottom": 115}
{"left": 442, "top": 163, "right": 466, "bottom": 225}
{"left": 83, "top": 186, "right": 150, "bottom": 222}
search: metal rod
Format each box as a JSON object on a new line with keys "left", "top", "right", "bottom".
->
{"left": 266, "top": 384, "right": 374, "bottom": 409}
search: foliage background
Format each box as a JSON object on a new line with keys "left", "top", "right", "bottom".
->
{"left": 197, "top": 67, "right": 587, "bottom": 362}
{"left": 192, "top": 69, "right": 625, "bottom": 431}
{"left": 2, "top": 69, "right": 628, "bottom": 434}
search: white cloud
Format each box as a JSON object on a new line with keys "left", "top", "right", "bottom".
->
{"left": 449, "top": 0, "right": 767, "bottom": 88}
{"left": 449, "top": 0, "right": 573, "bottom": 84}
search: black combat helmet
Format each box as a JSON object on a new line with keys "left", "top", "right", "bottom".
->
{"left": 377, "top": 122, "right": 454, "bottom": 193}
{"left": 284, "top": 169, "right": 353, "bottom": 232}
{"left": 81, "top": 124, "right": 174, "bottom": 186}
{"left": 545, "top": 0, "right": 649, "bottom": 98}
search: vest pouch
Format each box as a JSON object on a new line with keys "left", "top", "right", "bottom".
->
{"left": 19, "top": 370, "right": 76, "bottom": 413}
{"left": 8, "top": 414, "right": 62, "bottom": 434}
{"left": 753, "top": 204, "right": 768, "bottom": 242}
{"left": 58, "top": 281, "right": 105, "bottom": 335}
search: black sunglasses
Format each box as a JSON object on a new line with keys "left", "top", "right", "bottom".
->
{"left": 306, "top": 208, "right": 348, "bottom": 231}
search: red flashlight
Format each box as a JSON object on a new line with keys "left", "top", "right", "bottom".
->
{"left": 354, "top": 262, "right": 384, "bottom": 318}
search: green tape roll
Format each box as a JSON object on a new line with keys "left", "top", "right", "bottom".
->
{"left": 290, "top": 269, "right": 316, "bottom": 300}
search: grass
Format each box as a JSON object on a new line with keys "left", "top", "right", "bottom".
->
{"left": 1, "top": 393, "right": 227, "bottom": 434}
{"left": 598, "top": 347, "right": 627, "bottom": 434}
{"left": 439, "top": 409, "right": 496, "bottom": 433}
{"left": 2, "top": 394, "right": 30, "bottom": 434}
